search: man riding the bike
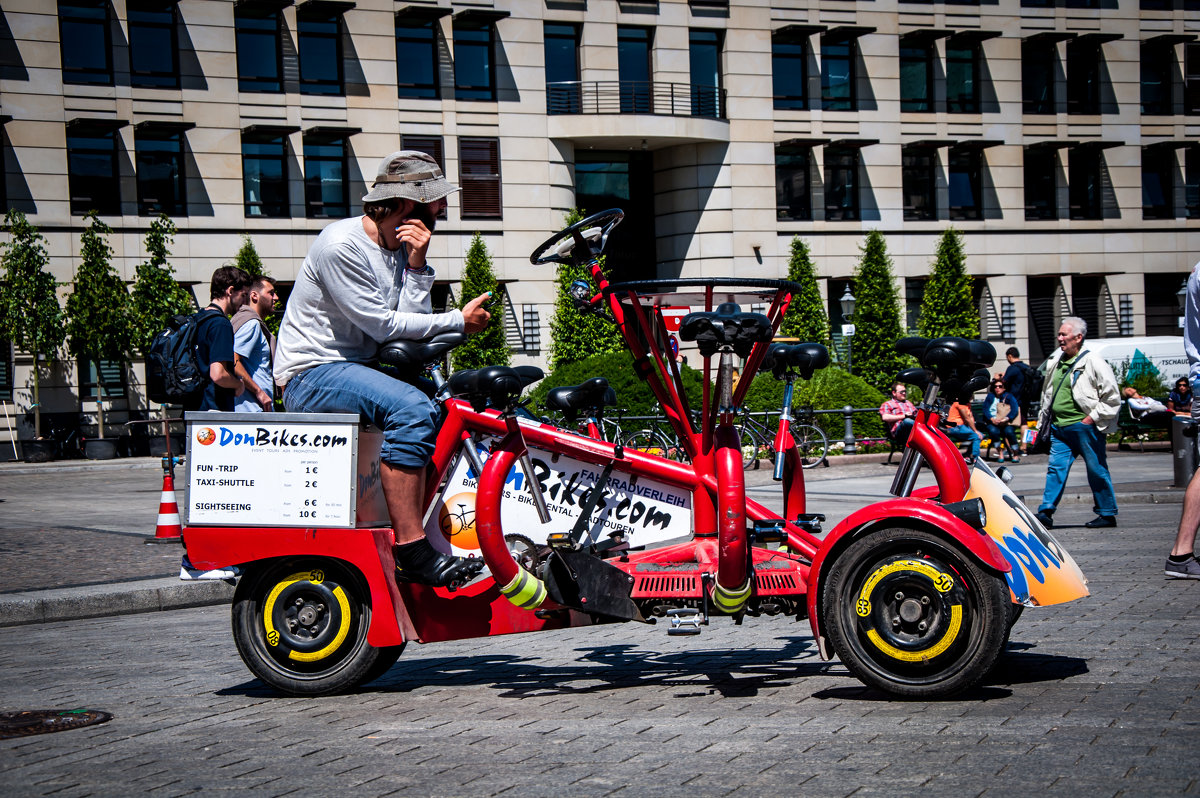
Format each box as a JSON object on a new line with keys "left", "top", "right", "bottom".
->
{"left": 274, "top": 151, "right": 492, "bottom": 587}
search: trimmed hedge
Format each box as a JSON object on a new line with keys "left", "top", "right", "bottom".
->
{"left": 529, "top": 350, "right": 708, "bottom": 417}
{"left": 741, "top": 367, "right": 888, "bottom": 440}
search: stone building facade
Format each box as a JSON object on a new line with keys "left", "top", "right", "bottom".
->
{"left": 0, "top": 0, "right": 1197, "bottom": 448}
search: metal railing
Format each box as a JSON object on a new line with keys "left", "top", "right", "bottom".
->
{"left": 546, "top": 81, "right": 727, "bottom": 120}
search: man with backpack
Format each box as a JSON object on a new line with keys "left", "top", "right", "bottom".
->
{"left": 1003, "top": 347, "right": 1041, "bottom": 455}
{"left": 231, "top": 275, "right": 278, "bottom": 412}
{"left": 188, "top": 267, "right": 252, "bottom": 412}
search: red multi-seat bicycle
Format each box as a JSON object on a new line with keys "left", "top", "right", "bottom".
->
{"left": 182, "top": 209, "right": 1088, "bottom": 699}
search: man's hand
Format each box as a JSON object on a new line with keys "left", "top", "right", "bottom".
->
{"left": 397, "top": 216, "right": 433, "bottom": 269}
{"left": 254, "top": 386, "right": 273, "bottom": 410}
{"left": 462, "top": 293, "right": 492, "bottom": 334}
{"left": 1082, "top": 415, "right": 1094, "bottom": 425}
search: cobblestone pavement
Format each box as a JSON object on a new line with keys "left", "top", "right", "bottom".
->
{"left": 1, "top": 502, "right": 1197, "bottom": 797}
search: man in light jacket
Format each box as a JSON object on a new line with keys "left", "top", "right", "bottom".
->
{"left": 1035, "top": 316, "right": 1121, "bottom": 529}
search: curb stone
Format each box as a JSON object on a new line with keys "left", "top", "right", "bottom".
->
{"left": 0, "top": 577, "right": 234, "bottom": 628}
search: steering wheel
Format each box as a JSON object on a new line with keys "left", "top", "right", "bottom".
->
{"left": 529, "top": 208, "right": 625, "bottom": 266}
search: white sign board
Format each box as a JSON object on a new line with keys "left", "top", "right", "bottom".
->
{"left": 425, "top": 441, "right": 693, "bottom": 557}
{"left": 842, "top": 323, "right": 856, "bottom": 337}
{"left": 185, "top": 413, "right": 361, "bottom": 527}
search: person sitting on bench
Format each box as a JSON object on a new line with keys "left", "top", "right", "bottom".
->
{"left": 1123, "top": 387, "right": 1174, "bottom": 428}
{"left": 880, "top": 382, "right": 916, "bottom": 447}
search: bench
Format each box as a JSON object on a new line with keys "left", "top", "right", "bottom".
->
{"left": 1116, "top": 400, "right": 1171, "bottom": 451}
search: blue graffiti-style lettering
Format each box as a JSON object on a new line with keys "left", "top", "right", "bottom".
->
{"left": 1010, "top": 525, "right": 1060, "bottom": 571}
{"left": 996, "top": 545, "right": 1031, "bottom": 602}
{"left": 1002, "top": 533, "right": 1046, "bottom": 584}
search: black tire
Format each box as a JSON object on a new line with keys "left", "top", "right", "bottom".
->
{"left": 625, "top": 428, "right": 671, "bottom": 459}
{"left": 1002, "top": 602, "right": 1025, "bottom": 649}
{"left": 737, "top": 426, "right": 762, "bottom": 469}
{"left": 822, "top": 527, "right": 1008, "bottom": 699}
{"left": 793, "top": 423, "right": 829, "bottom": 469}
{"left": 359, "top": 645, "right": 406, "bottom": 687}
{"left": 231, "top": 558, "right": 392, "bottom": 697}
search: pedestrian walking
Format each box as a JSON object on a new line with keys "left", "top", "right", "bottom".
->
{"left": 1167, "top": 260, "right": 1200, "bottom": 579}
{"left": 1034, "top": 316, "right": 1121, "bottom": 529}
{"left": 188, "top": 267, "right": 252, "bottom": 412}
{"left": 232, "top": 275, "right": 278, "bottom": 412}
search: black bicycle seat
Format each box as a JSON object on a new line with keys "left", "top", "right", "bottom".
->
{"left": 922, "top": 337, "right": 996, "bottom": 373}
{"left": 544, "top": 377, "right": 617, "bottom": 421}
{"left": 764, "top": 342, "right": 830, "bottom": 380}
{"left": 678, "top": 303, "right": 773, "bottom": 358}
{"left": 896, "top": 366, "right": 930, "bottom": 390}
{"left": 895, "top": 337, "right": 930, "bottom": 359}
{"left": 379, "top": 332, "right": 467, "bottom": 371}
{"left": 447, "top": 365, "right": 543, "bottom": 412}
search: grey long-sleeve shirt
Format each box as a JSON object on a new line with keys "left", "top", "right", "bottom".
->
{"left": 274, "top": 216, "right": 464, "bottom": 387}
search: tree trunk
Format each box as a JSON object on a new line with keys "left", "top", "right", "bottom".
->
{"left": 96, "top": 378, "right": 106, "bottom": 439}
{"left": 32, "top": 360, "right": 41, "bottom": 439}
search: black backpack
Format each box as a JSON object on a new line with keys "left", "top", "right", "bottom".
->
{"left": 1020, "top": 363, "right": 1044, "bottom": 404}
{"left": 145, "top": 308, "right": 221, "bottom": 405}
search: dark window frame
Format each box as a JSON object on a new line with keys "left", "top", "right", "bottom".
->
{"left": 689, "top": 28, "right": 723, "bottom": 119}
{"left": 1068, "top": 145, "right": 1104, "bottom": 220}
{"left": 59, "top": 0, "right": 113, "bottom": 86}
{"left": 1022, "top": 38, "right": 1057, "bottom": 114}
{"left": 78, "top": 357, "right": 127, "bottom": 402}
{"left": 454, "top": 20, "right": 496, "bottom": 101}
{"left": 397, "top": 19, "right": 441, "bottom": 100}
{"left": 298, "top": 10, "right": 344, "bottom": 96}
{"left": 1142, "top": 145, "right": 1176, "bottom": 219}
{"left": 1187, "top": 145, "right": 1200, "bottom": 218}
{"left": 303, "top": 137, "right": 348, "bottom": 219}
{"left": 544, "top": 22, "right": 581, "bottom": 114}
{"left": 1141, "top": 42, "right": 1175, "bottom": 115}
{"left": 772, "top": 29, "right": 808, "bottom": 110}
{"left": 400, "top": 134, "right": 448, "bottom": 219}
{"left": 946, "top": 41, "right": 980, "bottom": 114}
{"left": 135, "top": 129, "right": 187, "bottom": 217}
{"left": 459, "top": 136, "right": 502, "bottom": 219}
{"left": 948, "top": 147, "right": 983, "bottom": 221}
{"left": 1024, "top": 146, "right": 1058, "bottom": 221}
{"left": 242, "top": 133, "right": 290, "bottom": 219}
{"left": 1067, "top": 39, "right": 1101, "bottom": 115}
{"left": 902, "top": 146, "right": 937, "bottom": 221}
{"left": 67, "top": 128, "right": 120, "bottom": 216}
{"left": 823, "top": 147, "right": 860, "bottom": 221}
{"left": 821, "top": 37, "right": 857, "bottom": 111}
{"left": 617, "top": 26, "right": 654, "bottom": 113}
{"left": 775, "top": 143, "right": 812, "bottom": 221}
{"left": 1187, "top": 43, "right": 1200, "bottom": 115}
{"left": 899, "top": 41, "right": 934, "bottom": 113}
{"left": 235, "top": 8, "right": 284, "bottom": 93}
{"left": 0, "top": 338, "right": 12, "bottom": 403}
{"left": 128, "top": 3, "right": 179, "bottom": 89}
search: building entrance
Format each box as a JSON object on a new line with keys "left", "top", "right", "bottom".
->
{"left": 574, "top": 151, "right": 656, "bottom": 283}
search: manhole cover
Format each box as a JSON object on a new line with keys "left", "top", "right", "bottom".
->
{"left": 0, "top": 709, "right": 113, "bottom": 739}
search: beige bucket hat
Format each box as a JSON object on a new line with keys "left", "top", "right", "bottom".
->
{"left": 361, "top": 150, "right": 460, "bottom": 204}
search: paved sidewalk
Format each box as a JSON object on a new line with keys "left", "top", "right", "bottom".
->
{"left": 0, "top": 450, "right": 1186, "bottom": 627}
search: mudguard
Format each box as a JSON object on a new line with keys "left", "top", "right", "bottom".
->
{"left": 965, "top": 464, "right": 1089, "bottom": 607}
{"left": 183, "top": 526, "right": 408, "bottom": 648}
{"left": 804, "top": 498, "right": 1011, "bottom": 659}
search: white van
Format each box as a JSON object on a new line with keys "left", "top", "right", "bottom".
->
{"left": 1035, "top": 336, "right": 1187, "bottom": 388}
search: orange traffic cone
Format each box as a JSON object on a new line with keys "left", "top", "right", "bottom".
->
{"left": 146, "top": 471, "right": 183, "bottom": 544}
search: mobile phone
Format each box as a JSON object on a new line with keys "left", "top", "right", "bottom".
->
{"left": 483, "top": 290, "right": 504, "bottom": 311}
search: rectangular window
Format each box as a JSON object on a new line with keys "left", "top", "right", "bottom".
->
{"left": 772, "top": 30, "right": 807, "bottom": 110}
{"left": 946, "top": 42, "right": 979, "bottom": 113}
{"left": 235, "top": 9, "right": 282, "bottom": 93}
{"left": 1187, "top": 146, "right": 1200, "bottom": 218}
{"left": 824, "top": 147, "right": 859, "bottom": 221}
{"left": 899, "top": 42, "right": 933, "bottom": 112}
{"left": 689, "top": 29, "right": 722, "bottom": 118}
{"left": 544, "top": 23, "right": 580, "bottom": 114}
{"left": 902, "top": 146, "right": 936, "bottom": 221}
{"left": 1187, "top": 43, "right": 1200, "bottom": 115}
{"left": 79, "top": 357, "right": 126, "bottom": 401}
{"left": 459, "top": 137, "right": 501, "bottom": 218}
{"left": 0, "top": 339, "right": 12, "bottom": 402}
{"left": 1022, "top": 39, "right": 1056, "bottom": 114}
{"left": 1141, "top": 43, "right": 1174, "bottom": 115}
{"left": 136, "top": 130, "right": 186, "bottom": 217}
{"left": 1142, "top": 146, "right": 1175, "bottom": 219}
{"left": 775, "top": 144, "right": 811, "bottom": 221}
{"left": 1069, "top": 146, "right": 1103, "bottom": 219}
{"left": 522, "top": 305, "right": 540, "bottom": 353}
{"left": 1001, "top": 297, "right": 1017, "bottom": 341}
{"left": 67, "top": 130, "right": 119, "bottom": 216}
{"left": 821, "top": 38, "right": 855, "bottom": 111}
{"left": 1067, "top": 40, "right": 1100, "bottom": 115}
{"left": 304, "top": 140, "right": 347, "bottom": 219}
{"left": 299, "top": 12, "right": 343, "bottom": 95}
{"left": 948, "top": 147, "right": 982, "bottom": 220}
{"left": 128, "top": 4, "right": 178, "bottom": 88}
{"left": 1119, "top": 294, "right": 1133, "bottom": 337}
{"left": 242, "top": 134, "right": 289, "bottom": 218}
{"left": 400, "top": 134, "right": 448, "bottom": 219}
{"left": 59, "top": 0, "right": 112, "bottom": 85}
{"left": 1024, "top": 147, "right": 1058, "bottom": 221}
{"left": 454, "top": 22, "right": 495, "bottom": 101}
{"left": 618, "top": 27, "right": 653, "bottom": 113}
{"left": 397, "top": 20, "right": 440, "bottom": 100}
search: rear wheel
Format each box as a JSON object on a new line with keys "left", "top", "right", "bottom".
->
{"left": 823, "top": 527, "right": 1008, "bottom": 698}
{"left": 231, "top": 558, "right": 395, "bottom": 696}
{"left": 625, "top": 428, "right": 672, "bottom": 459}
{"left": 737, "top": 426, "right": 763, "bottom": 469}
{"left": 793, "top": 423, "right": 829, "bottom": 469}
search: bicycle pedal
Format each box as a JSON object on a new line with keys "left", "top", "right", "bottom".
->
{"left": 793, "top": 513, "right": 825, "bottom": 535}
{"left": 665, "top": 607, "right": 704, "bottom": 636}
{"left": 751, "top": 520, "right": 788, "bottom": 544}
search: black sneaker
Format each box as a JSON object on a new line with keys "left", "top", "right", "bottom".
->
{"left": 1035, "top": 511, "right": 1054, "bottom": 529}
{"left": 394, "top": 538, "right": 485, "bottom": 588}
{"left": 1165, "top": 557, "right": 1200, "bottom": 580}
{"left": 1083, "top": 515, "right": 1117, "bottom": 529}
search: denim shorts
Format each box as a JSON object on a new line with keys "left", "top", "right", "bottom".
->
{"left": 283, "top": 361, "right": 439, "bottom": 469}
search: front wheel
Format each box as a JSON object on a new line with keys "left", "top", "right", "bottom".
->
{"left": 625, "top": 428, "right": 672, "bottom": 460}
{"left": 822, "top": 527, "right": 1008, "bottom": 699}
{"left": 793, "top": 423, "right": 828, "bottom": 469}
{"left": 231, "top": 558, "right": 395, "bottom": 697}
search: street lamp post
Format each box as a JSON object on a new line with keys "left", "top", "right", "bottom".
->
{"left": 840, "top": 286, "right": 856, "bottom": 375}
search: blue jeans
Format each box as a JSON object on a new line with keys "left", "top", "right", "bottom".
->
{"left": 1039, "top": 422, "right": 1118, "bottom": 517}
{"left": 945, "top": 424, "right": 981, "bottom": 458}
{"left": 283, "top": 362, "right": 439, "bottom": 469}
{"left": 984, "top": 423, "right": 1018, "bottom": 454}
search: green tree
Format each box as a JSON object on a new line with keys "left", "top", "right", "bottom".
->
{"left": 234, "top": 234, "right": 264, "bottom": 277}
{"left": 779, "top": 236, "right": 830, "bottom": 346}
{"left": 851, "top": 230, "right": 908, "bottom": 394}
{"left": 130, "top": 215, "right": 195, "bottom": 354}
{"left": 65, "top": 213, "right": 135, "bottom": 439}
{"left": 0, "top": 210, "right": 66, "bottom": 438}
{"left": 452, "top": 233, "right": 509, "bottom": 371}
{"left": 918, "top": 228, "right": 979, "bottom": 339}
{"left": 548, "top": 208, "right": 623, "bottom": 370}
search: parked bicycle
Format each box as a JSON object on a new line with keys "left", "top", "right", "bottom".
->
{"left": 739, "top": 406, "right": 828, "bottom": 470}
